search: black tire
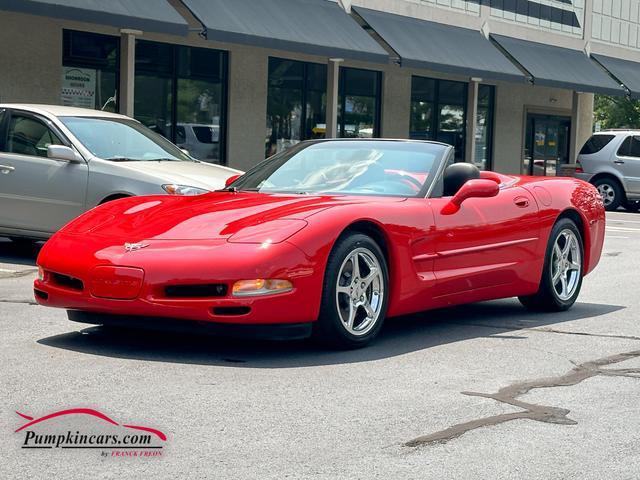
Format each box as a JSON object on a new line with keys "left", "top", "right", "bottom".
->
{"left": 519, "top": 218, "right": 584, "bottom": 312}
{"left": 312, "top": 233, "right": 389, "bottom": 349}
{"left": 623, "top": 200, "right": 640, "bottom": 212}
{"left": 100, "top": 194, "right": 130, "bottom": 205}
{"left": 593, "top": 177, "right": 623, "bottom": 211}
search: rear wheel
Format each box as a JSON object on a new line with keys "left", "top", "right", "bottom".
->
{"left": 313, "top": 233, "right": 389, "bottom": 349}
{"left": 593, "top": 177, "right": 623, "bottom": 211}
{"left": 519, "top": 218, "right": 583, "bottom": 311}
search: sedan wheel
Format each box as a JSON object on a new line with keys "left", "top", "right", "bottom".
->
{"left": 314, "top": 233, "right": 389, "bottom": 349}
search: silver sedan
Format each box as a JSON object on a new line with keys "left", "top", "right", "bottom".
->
{"left": 0, "top": 104, "right": 241, "bottom": 241}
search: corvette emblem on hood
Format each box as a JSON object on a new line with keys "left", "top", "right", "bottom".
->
{"left": 124, "top": 242, "right": 149, "bottom": 252}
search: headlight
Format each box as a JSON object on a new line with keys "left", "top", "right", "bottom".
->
{"left": 162, "top": 184, "right": 208, "bottom": 196}
{"left": 232, "top": 279, "right": 293, "bottom": 297}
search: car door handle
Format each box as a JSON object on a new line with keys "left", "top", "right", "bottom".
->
{"left": 0, "top": 165, "right": 15, "bottom": 174}
{"left": 614, "top": 160, "right": 625, "bottom": 164}
{"left": 514, "top": 196, "right": 529, "bottom": 208}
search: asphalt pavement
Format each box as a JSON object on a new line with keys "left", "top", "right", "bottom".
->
{"left": 1, "top": 210, "right": 639, "bottom": 479}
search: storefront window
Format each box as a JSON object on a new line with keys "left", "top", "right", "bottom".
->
{"left": 266, "top": 58, "right": 326, "bottom": 157}
{"left": 134, "top": 40, "right": 227, "bottom": 164}
{"left": 338, "top": 67, "right": 381, "bottom": 138}
{"left": 62, "top": 30, "right": 119, "bottom": 112}
{"left": 475, "top": 85, "right": 495, "bottom": 171}
{"left": 410, "top": 77, "right": 435, "bottom": 140}
{"left": 410, "top": 77, "right": 466, "bottom": 162}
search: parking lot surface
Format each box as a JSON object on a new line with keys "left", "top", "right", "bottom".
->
{"left": 1, "top": 211, "right": 639, "bottom": 479}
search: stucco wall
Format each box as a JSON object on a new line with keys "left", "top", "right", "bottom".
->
{"left": 576, "top": 92, "right": 595, "bottom": 155}
{"left": 0, "top": 12, "right": 63, "bottom": 104}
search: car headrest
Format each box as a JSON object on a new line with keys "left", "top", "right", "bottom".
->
{"left": 443, "top": 162, "right": 481, "bottom": 197}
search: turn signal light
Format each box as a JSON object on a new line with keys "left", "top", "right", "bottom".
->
{"left": 232, "top": 279, "right": 293, "bottom": 297}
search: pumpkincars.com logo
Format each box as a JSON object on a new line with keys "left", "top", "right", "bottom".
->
{"left": 15, "top": 408, "right": 166, "bottom": 457}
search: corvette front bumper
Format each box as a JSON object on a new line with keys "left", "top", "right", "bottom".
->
{"left": 34, "top": 235, "right": 324, "bottom": 325}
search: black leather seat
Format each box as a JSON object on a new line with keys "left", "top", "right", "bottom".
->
{"left": 443, "top": 162, "right": 480, "bottom": 196}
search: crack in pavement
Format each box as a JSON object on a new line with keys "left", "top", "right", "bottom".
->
{"left": 0, "top": 268, "right": 37, "bottom": 279}
{"left": 451, "top": 321, "right": 640, "bottom": 342}
{"left": 405, "top": 350, "right": 640, "bottom": 448}
{"left": 0, "top": 299, "right": 38, "bottom": 306}
{"left": 533, "top": 327, "right": 640, "bottom": 342}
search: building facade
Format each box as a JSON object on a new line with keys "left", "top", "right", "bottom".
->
{"left": 1, "top": 0, "right": 638, "bottom": 175}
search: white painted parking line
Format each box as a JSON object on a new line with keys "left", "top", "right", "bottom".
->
{"left": 607, "top": 227, "right": 640, "bottom": 233}
{"left": 607, "top": 219, "right": 640, "bottom": 224}
{"left": 606, "top": 236, "right": 629, "bottom": 239}
{"left": 606, "top": 226, "right": 640, "bottom": 232}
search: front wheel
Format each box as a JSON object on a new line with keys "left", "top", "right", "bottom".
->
{"left": 313, "top": 233, "right": 389, "bottom": 349}
{"left": 519, "top": 218, "right": 583, "bottom": 311}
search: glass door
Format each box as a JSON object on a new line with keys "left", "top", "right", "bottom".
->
{"left": 523, "top": 114, "right": 571, "bottom": 176}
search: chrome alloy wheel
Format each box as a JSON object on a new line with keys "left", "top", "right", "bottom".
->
{"left": 335, "top": 247, "right": 384, "bottom": 336}
{"left": 597, "top": 183, "right": 615, "bottom": 207}
{"left": 551, "top": 229, "right": 582, "bottom": 301}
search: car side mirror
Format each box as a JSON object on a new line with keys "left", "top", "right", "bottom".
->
{"left": 47, "top": 145, "right": 82, "bottom": 163}
{"left": 441, "top": 179, "right": 499, "bottom": 215}
{"left": 225, "top": 174, "right": 242, "bottom": 188}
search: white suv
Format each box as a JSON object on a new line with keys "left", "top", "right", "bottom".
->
{"left": 575, "top": 130, "right": 640, "bottom": 211}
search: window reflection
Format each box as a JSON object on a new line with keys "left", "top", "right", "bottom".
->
{"left": 410, "top": 77, "right": 466, "bottom": 162}
{"left": 134, "top": 40, "right": 227, "bottom": 164}
{"left": 134, "top": 74, "right": 173, "bottom": 138}
{"left": 177, "top": 79, "right": 223, "bottom": 161}
{"left": 410, "top": 76, "right": 494, "bottom": 168}
{"left": 266, "top": 58, "right": 326, "bottom": 157}
{"left": 338, "top": 68, "right": 381, "bottom": 138}
{"left": 475, "top": 85, "right": 495, "bottom": 171}
{"left": 438, "top": 104, "right": 464, "bottom": 157}
{"left": 62, "top": 30, "right": 119, "bottom": 112}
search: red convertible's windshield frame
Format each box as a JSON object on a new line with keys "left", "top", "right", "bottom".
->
{"left": 229, "top": 140, "right": 450, "bottom": 198}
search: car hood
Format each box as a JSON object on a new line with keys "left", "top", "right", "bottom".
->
{"left": 64, "top": 191, "right": 403, "bottom": 241}
{"left": 108, "top": 160, "right": 241, "bottom": 191}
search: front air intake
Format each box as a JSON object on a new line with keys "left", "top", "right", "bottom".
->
{"left": 51, "top": 272, "right": 84, "bottom": 291}
{"left": 212, "top": 306, "right": 251, "bottom": 316}
{"left": 164, "top": 284, "right": 228, "bottom": 298}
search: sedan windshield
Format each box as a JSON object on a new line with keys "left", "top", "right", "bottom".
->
{"left": 231, "top": 140, "right": 448, "bottom": 197}
{"left": 59, "top": 116, "right": 193, "bottom": 162}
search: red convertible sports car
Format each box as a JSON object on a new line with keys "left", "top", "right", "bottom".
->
{"left": 34, "top": 139, "right": 605, "bottom": 348}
